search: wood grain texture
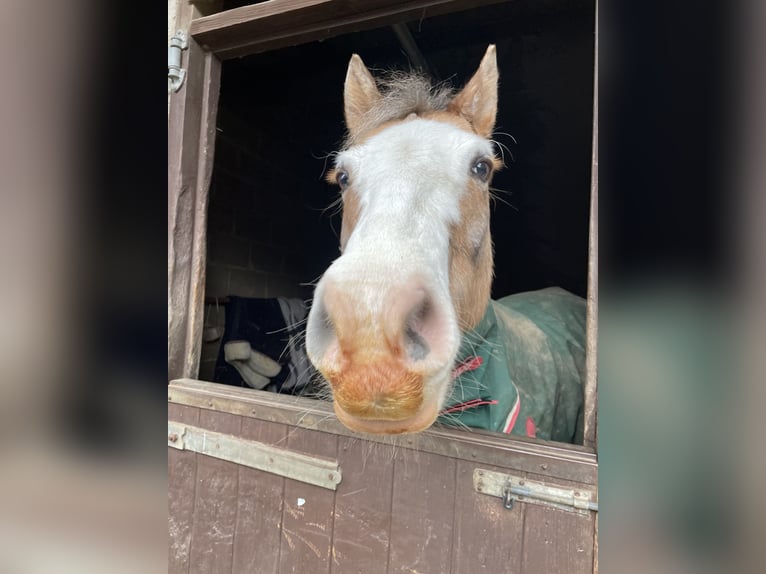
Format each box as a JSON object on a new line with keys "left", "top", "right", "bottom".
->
{"left": 190, "top": 0, "right": 509, "bottom": 59}
{"left": 188, "top": 410, "right": 242, "bottom": 574}
{"left": 168, "top": 32, "right": 205, "bottom": 381}
{"left": 169, "top": 390, "right": 597, "bottom": 574}
{"left": 168, "top": 403, "right": 201, "bottom": 574}
{"left": 167, "top": 33, "right": 221, "bottom": 380}
{"left": 388, "top": 448, "right": 457, "bottom": 574}
{"left": 331, "top": 438, "right": 395, "bottom": 574}
{"left": 232, "top": 419, "right": 289, "bottom": 574}
{"left": 168, "top": 380, "right": 598, "bottom": 484}
{"left": 278, "top": 427, "right": 339, "bottom": 573}
{"left": 190, "top": 0, "right": 223, "bottom": 16}
{"left": 583, "top": 0, "right": 599, "bottom": 452}
{"left": 451, "top": 460, "right": 525, "bottom": 574}
{"left": 184, "top": 50, "right": 221, "bottom": 380}
{"left": 593, "top": 512, "right": 599, "bottom": 574}
{"left": 521, "top": 503, "right": 594, "bottom": 574}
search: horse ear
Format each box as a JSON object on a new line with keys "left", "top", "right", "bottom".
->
{"left": 344, "top": 54, "right": 381, "bottom": 138}
{"left": 449, "top": 45, "right": 498, "bottom": 138}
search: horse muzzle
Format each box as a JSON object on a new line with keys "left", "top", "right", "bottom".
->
{"left": 332, "top": 392, "right": 441, "bottom": 435}
{"left": 306, "top": 269, "right": 459, "bottom": 434}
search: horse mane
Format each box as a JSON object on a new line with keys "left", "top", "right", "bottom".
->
{"left": 345, "top": 71, "right": 455, "bottom": 147}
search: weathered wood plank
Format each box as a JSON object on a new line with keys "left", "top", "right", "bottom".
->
{"left": 583, "top": 0, "right": 599, "bottom": 451}
{"left": 521, "top": 504, "right": 595, "bottom": 574}
{"left": 169, "top": 388, "right": 597, "bottom": 574}
{"left": 278, "top": 427, "right": 338, "bottom": 573}
{"left": 190, "top": 0, "right": 223, "bottom": 16}
{"left": 168, "top": 32, "right": 221, "bottom": 380}
{"left": 450, "top": 459, "right": 525, "bottom": 573}
{"left": 232, "top": 419, "right": 289, "bottom": 574}
{"left": 168, "top": 404, "right": 201, "bottom": 574}
{"left": 169, "top": 379, "right": 598, "bottom": 484}
{"left": 169, "top": 402, "right": 202, "bottom": 424}
{"left": 190, "top": 0, "right": 510, "bottom": 59}
{"left": 593, "top": 512, "right": 599, "bottom": 574}
{"left": 388, "top": 449, "right": 456, "bottom": 573}
{"left": 331, "top": 438, "right": 395, "bottom": 573}
{"left": 185, "top": 50, "right": 221, "bottom": 380}
{"left": 187, "top": 410, "right": 242, "bottom": 574}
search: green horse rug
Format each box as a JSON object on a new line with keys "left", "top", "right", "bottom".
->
{"left": 438, "top": 287, "right": 586, "bottom": 444}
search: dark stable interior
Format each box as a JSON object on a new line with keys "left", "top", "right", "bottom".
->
{"left": 202, "top": 0, "right": 595, "bottom": 386}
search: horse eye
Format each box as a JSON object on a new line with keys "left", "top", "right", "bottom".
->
{"left": 336, "top": 170, "right": 350, "bottom": 189}
{"left": 471, "top": 160, "right": 491, "bottom": 182}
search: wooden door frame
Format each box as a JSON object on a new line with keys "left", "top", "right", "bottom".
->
{"left": 168, "top": 0, "right": 599, "bottom": 448}
{"left": 584, "top": 1, "right": 599, "bottom": 451}
{"left": 169, "top": 0, "right": 513, "bottom": 381}
{"left": 168, "top": 0, "right": 221, "bottom": 382}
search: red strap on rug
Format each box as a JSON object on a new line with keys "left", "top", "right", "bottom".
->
{"left": 451, "top": 355, "right": 483, "bottom": 379}
{"left": 525, "top": 417, "right": 537, "bottom": 438}
{"left": 502, "top": 394, "right": 521, "bottom": 433}
{"left": 440, "top": 398, "right": 499, "bottom": 415}
{"left": 439, "top": 356, "right": 492, "bottom": 415}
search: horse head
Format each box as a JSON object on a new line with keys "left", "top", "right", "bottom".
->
{"left": 306, "top": 46, "right": 501, "bottom": 434}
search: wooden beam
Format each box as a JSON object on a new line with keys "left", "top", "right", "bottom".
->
{"left": 169, "top": 379, "right": 599, "bottom": 484}
{"left": 190, "top": 0, "right": 224, "bottom": 16}
{"left": 168, "top": 1, "right": 222, "bottom": 380}
{"left": 583, "top": 1, "right": 599, "bottom": 451}
{"left": 190, "top": 0, "right": 509, "bottom": 59}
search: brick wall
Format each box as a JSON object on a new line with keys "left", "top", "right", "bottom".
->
{"left": 200, "top": 106, "right": 321, "bottom": 380}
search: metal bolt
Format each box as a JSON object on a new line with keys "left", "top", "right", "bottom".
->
{"left": 502, "top": 486, "right": 514, "bottom": 510}
{"left": 168, "top": 433, "right": 178, "bottom": 442}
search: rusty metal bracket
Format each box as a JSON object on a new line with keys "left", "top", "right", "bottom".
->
{"left": 168, "top": 421, "right": 342, "bottom": 490}
{"left": 474, "top": 468, "right": 598, "bottom": 515}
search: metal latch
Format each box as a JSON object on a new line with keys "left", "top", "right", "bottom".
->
{"left": 474, "top": 468, "right": 598, "bottom": 515}
{"left": 168, "top": 421, "right": 342, "bottom": 490}
{"left": 168, "top": 30, "right": 188, "bottom": 93}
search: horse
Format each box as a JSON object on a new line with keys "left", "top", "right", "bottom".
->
{"left": 305, "top": 45, "right": 586, "bottom": 441}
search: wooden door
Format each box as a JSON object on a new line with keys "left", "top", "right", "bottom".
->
{"left": 168, "top": 379, "right": 598, "bottom": 574}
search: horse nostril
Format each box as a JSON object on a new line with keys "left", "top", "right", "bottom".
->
{"left": 405, "top": 325, "right": 430, "bottom": 361}
{"left": 404, "top": 298, "right": 433, "bottom": 361}
{"left": 306, "top": 295, "right": 337, "bottom": 365}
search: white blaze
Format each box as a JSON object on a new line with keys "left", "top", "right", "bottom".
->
{"left": 307, "top": 118, "right": 494, "bottom": 409}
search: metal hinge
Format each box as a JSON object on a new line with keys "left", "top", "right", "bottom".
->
{"left": 168, "top": 421, "right": 343, "bottom": 490}
{"left": 168, "top": 30, "right": 188, "bottom": 93}
{"left": 474, "top": 468, "right": 598, "bottom": 515}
